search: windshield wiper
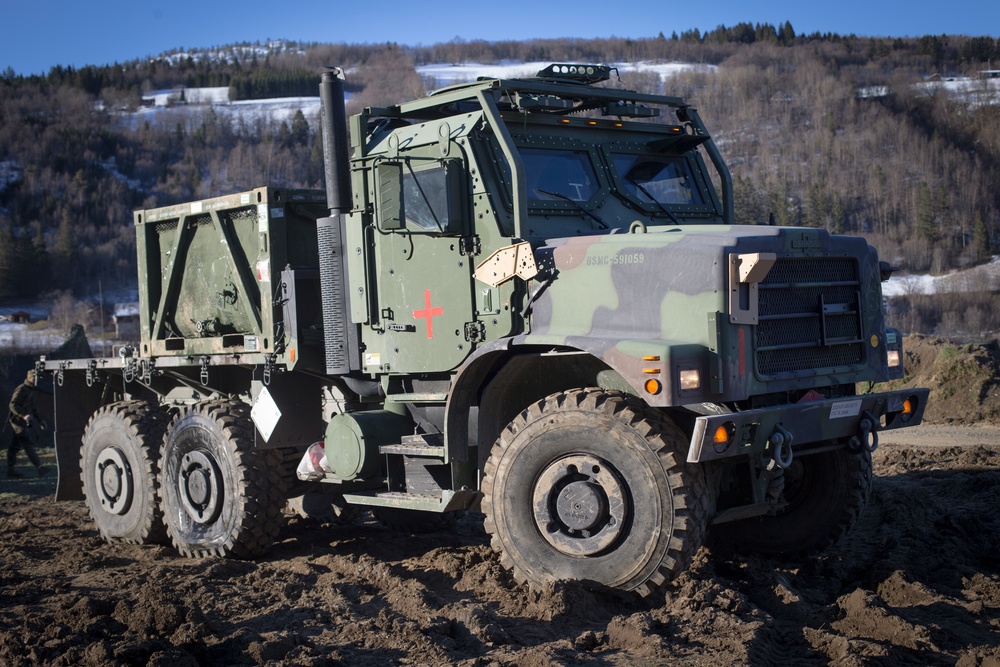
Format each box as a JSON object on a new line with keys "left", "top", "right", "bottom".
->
{"left": 625, "top": 177, "right": 680, "bottom": 224}
{"left": 534, "top": 189, "right": 609, "bottom": 229}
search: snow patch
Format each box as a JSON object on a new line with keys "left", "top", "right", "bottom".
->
{"left": 882, "top": 256, "right": 1000, "bottom": 297}
{"left": 141, "top": 86, "right": 231, "bottom": 107}
{"left": 915, "top": 76, "right": 1000, "bottom": 107}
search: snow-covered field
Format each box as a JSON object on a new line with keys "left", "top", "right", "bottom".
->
{"left": 416, "top": 61, "right": 716, "bottom": 89}
{"left": 861, "top": 75, "right": 1000, "bottom": 105}
{"left": 0, "top": 324, "right": 66, "bottom": 354}
{"left": 881, "top": 256, "right": 1000, "bottom": 297}
{"left": 126, "top": 93, "right": 324, "bottom": 131}
{"left": 120, "top": 60, "right": 996, "bottom": 136}
{"left": 122, "top": 60, "right": 716, "bottom": 131}
{"left": 915, "top": 76, "right": 1000, "bottom": 106}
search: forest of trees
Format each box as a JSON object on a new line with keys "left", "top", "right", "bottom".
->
{"left": 1, "top": 24, "right": 999, "bottom": 334}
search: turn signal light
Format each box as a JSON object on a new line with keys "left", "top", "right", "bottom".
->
{"left": 713, "top": 422, "right": 736, "bottom": 445}
{"left": 900, "top": 395, "right": 917, "bottom": 422}
{"left": 644, "top": 378, "right": 662, "bottom": 395}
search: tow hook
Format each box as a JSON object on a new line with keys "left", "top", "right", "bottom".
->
{"left": 767, "top": 425, "right": 794, "bottom": 470}
{"left": 849, "top": 410, "right": 880, "bottom": 453}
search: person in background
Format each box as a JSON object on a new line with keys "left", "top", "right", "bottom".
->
{"left": 6, "top": 370, "right": 50, "bottom": 478}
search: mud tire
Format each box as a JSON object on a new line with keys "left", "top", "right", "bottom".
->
{"left": 482, "top": 388, "right": 709, "bottom": 597}
{"left": 160, "top": 401, "right": 285, "bottom": 558}
{"left": 714, "top": 444, "right": 873, "bottom": 556}
{"left": 80, "top": 401, "right": 169, "bottom": 545}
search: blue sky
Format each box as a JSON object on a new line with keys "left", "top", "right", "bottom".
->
{"left": 3, "top": 0, "right": 999, "bottom": 76}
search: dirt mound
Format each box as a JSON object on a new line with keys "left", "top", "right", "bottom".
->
{"left": 2, "top": 438, "right": 999, "bottom": 666}
{"left": 887, "top": 335, "right": 1000, "bottom": 425}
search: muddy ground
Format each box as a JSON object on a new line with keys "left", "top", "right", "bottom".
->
{"left": 2, "top": 336, "right": 999, "bottom": 666}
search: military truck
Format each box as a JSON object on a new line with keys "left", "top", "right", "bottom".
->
{"left": 41, "top": 64, "right": 928, "bottom": 596}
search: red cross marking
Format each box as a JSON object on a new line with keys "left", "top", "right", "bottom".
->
{"left": 413, "top": 289, "right": 444, "bottom": 339}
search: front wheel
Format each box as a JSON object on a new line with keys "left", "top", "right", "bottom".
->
{"left": 160, "top": 401, "right": 285, "bottom": 558}
{"left": 713, "top": 443, "right": 873, "bottom": 556}
{"left": 482, "top": 389, "right": 709, "bottom": 597}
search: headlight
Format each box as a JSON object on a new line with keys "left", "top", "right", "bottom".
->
{"left": 679, "top": 369, "right": 701, "bottom": 391}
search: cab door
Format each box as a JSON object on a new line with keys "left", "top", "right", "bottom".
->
{"left": 368, "top": 157, "right": 475, "bottom": 374}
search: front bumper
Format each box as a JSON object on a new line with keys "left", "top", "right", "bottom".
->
{"left": 687, "top": 388, "right": 930, "bottom": 463}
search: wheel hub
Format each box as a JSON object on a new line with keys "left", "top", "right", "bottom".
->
{"left": 94, "top": 447, "right": 133, "bottom": 515}
{"left": 178, "top": 451, "right": 223, "bottom": 524}
{"left": 532, "top": 454, "right": 628, "bottom": 556}
{"left": 555, "top": 481, "right": 606, "bottom": 531}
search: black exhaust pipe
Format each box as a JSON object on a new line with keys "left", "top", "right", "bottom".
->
{"left": 317, "top": 68, "right": 358, "bottom": 374}
{"left": 320, "top": 68, "right": 351, "bottom": 214}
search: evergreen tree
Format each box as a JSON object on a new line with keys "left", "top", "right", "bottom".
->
{"left": 31, "top": 223, "right": 52, "bottom": 295}
{"left": 0, "top": 223, "right": 15, "bottom": 299}
{"left": 779, "top": 21, "right": 796, "bottom": 45}
{"left": 53, "top": 211, "right": 78, "bottom": 290}
{"left": 915, "top": 182, "right": 937, "bottom": 243}
{"left": 972, "top": 210, "right": 991, "bottom": 259}
{"left": 290, "top": 110, "right": 309, "bottom": 146}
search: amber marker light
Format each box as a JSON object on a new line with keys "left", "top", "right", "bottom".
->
{"left": 290, "top": 347, "right": 297, "bottom": 363}
{"left": 901, "top": 395, "right": 917, "bottom": 422}
{"left": 713, "top": 422, "right": 735, "bottom": 445}
{"left": 644, "top": 378, "right": 662, "bottom": 395}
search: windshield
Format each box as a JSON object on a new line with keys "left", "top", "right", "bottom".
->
{"left": 521, "top": 148, "right": 599, "bottom": 202}
{"left": 611, "top": 154, "right": 705, "bottom": 207}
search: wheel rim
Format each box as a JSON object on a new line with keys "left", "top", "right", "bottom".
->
{"left": 532, "top": 454, "right": 628, "bottom": 556}
{"left": 95, "top": 446, "right": 133, "bottom": 515}
{"left": 178, "top": 450, "right": 223, "bottom": 524}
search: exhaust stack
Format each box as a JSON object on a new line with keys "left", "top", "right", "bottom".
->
{"left": 317, "top": 68, "right": 358, "bottom": 374}
{"left": 320, "top": 68, "right": 351, "bottom": 214}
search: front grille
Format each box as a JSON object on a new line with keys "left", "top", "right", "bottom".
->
{"left": 755, "top": 257, "right": 865, "bottom": 375}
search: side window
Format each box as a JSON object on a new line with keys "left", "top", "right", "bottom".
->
{"left": 402, "top": 164, "right": 450, "bottom": 232}
{"left": 376, "top": 159, "right": 466, "bottom": 234}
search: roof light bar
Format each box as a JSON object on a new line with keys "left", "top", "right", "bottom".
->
{"left": 537, "top": 63, "right": 613, "bottom": 84}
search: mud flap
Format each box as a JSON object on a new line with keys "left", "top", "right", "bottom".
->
{"left": 52, "top": 371, "right": 104, "bottom": 501}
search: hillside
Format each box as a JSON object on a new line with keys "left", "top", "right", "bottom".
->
{"left": 1, "top": 30, "right": 999, "bottom": 309}
{"left": 886, "top": 335, "right": 1000, "bottom": 424}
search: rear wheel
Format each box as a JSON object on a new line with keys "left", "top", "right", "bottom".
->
{"left": 482, "top": 389, "right": 709, "bottom": 597}
{"left": 80, "top": 401, "right": 169, "bottom": 544}
{"left": 714, "top": 444, "right": 872, "bottom": 556}
{"left": 160, "top": 401, "right": 285, "bottom": 558}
